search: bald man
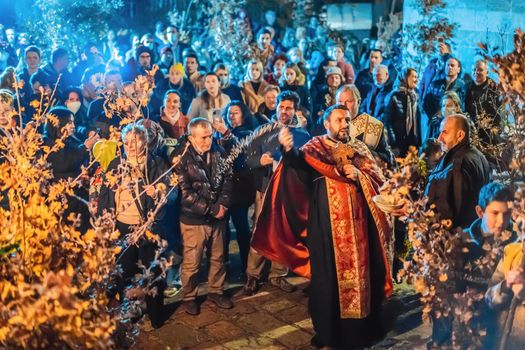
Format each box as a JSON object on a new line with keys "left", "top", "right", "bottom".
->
{"left": 425, "top": 114, "right": 490, "bottom": 229}
{"left": 464, "top": 60, "right": 502, "bottom": 152}
{"left": 424, "top": 114, "right": 490, "bottom": 347}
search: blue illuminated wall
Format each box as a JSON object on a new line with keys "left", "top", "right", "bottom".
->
{"left": 403, "top": 0, "right": 525, "bottom": 76}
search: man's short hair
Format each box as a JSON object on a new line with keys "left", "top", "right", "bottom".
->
{"left": 257, "top": 28, "right": 272, "bottom": 38}
{"left": 322, "top": 104, "right": 349, "bottom": 122}
{"left": 447, "top": 56, "right": 462, "bottom": 72}
{"left": 52, "top": 48, "right": 68, "bottom": 64}
{"left": 187, "top": 117, "right": 212, "bottom": 135}
{"left": 183, "top": 50, "right": 199, "bottom": 64}
{"left": 445, "top": 113, "right": 470, "bottom": 140}
{"left": 25, "top": 45, "right": 41, "bottom": 58}
{"left": 277, "top": 90, "right": 300, "bottom": 110}
{"left": 262, "top": 84, "right": 280, "bottom": 96}
{"left": 370, "top": 48, "right": 383, "bottom": 56}
{"left": 372, "top": 64, "right": 389, "bottom": 75}
{"left": 336, "top": 84, "right": 361, "bottom": 104}
{"left": 478, "top": 182, "right": 513, "bottom": 210}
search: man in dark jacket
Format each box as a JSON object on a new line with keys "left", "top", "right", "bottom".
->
{"left": 423, "top": 57, "right": 465, "bottom": 124}
{"left": 355, "top": 49, "right": 383, "bottom": 102}
{"left": 425, "top": 114, "right": 490, "bottom": 229}
{"left": 121, "top": 45, "right": 164, "bottom": 83}
{"left": 31, "top": 48, "right": 72, "bottom": 104}
{"left": 362, "top": 64, "right": 394, "bottom": 123}
{"left": 243, "top": 90, "right": 310, "bottom": 295}
{"left": 420, "top": 41, "right": 452, "bottom": 101}
{"left": 175, "top": 118, "right": 234, "bottom": 315}
{"left": 464, "top": 60, "right": 502, "bottom": 152}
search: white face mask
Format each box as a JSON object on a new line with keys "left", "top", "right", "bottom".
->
{"left": 66, "top": 101, "right": 81, "bottom": 114}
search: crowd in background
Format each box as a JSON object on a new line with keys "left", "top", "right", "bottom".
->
{"left": 0, "top": 9, "right": 515, "bottom": 346}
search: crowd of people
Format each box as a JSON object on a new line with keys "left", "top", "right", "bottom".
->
{"left": 0, "top": 9, "right": 522, "bottom": 350}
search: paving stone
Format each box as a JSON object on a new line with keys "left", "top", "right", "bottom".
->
{"left": 234, "top": 289, "right": 281, "bottom": 304}
{"left": 294, "top": 318, "right": 315, "bottom": 335}
{"left": 221, "top": 336, "right": 285, "bottom": 350}
{"left": 155, "top": 321, "right": 209, "bottom": 349}
{"left": 263, "top": 324, "right": 312, "bottom": 349}
{"left": 132, "top": 335, "right": 165, "bottom": 350}
{"left": 261, "top": 298, "right": 297, "bottom": 314}
{"left": 274, "top": 304, "right": 310, "bottom": 324}
{"left": 203, "top": 320, "right": 245, "bottom": 341}
{"left": 190, "top": 342, "right": 227, "bottom": 350}
{"left": 178, "top": 307, "right": 224, "bottom": 328}
{"left": 235, "top": 311, "right": 288, "bottom": 334}
{"left": 214, "top": 300, "right": 257, "bottom": 318}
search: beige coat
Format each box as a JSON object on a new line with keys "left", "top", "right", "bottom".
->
{"left": 239, "top": 80, "right": 269, "bottom": 114}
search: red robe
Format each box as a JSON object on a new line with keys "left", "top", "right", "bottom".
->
{"left": 252, "top": 135, "right": 393, "bottom": 319}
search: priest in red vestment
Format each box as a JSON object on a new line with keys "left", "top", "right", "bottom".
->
{"left": 251, "top": 104, "right": 393, "bottom": 349}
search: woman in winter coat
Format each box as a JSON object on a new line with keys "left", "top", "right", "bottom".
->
{"left": 214, "top": 101, "right": 255, "bottom": 273}
{"left": 239, "top": 59, "right": 269, "bottom": 114}
{"left": 187, "top": 72, "right": 230, "bottom": 121}
{"left": 159, "top": 89, "right": 189, "bottom": 140}
{"left": 44, "top": 106, "right": 100, "bottom": 233}
{"left": 384, "top": 68, "right": 421, "bottom": 157}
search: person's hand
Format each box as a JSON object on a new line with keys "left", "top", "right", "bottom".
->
{"left": 278, "top": 127, "right": 294, "bottom": 152}
{"left": 84, "top": 132, "right": 101, "bottom": 150}
{"left": 144, "top": 185, "right": 156, "bottom": 198}
{"left": 212, "top": 118, "right": 228, "bottom": 135}
{"left": 260, "top": 152, "right": 274, "bottom": 166}
{"left": 507, "top": 268, "right": 525, "bottom": 295}
{"left": 342, "top": 163, "right": 358, "bottom": 181}
{"left": 438, "top": 42, "right": 450, "bottom": 55}
{"left": 214, "top": 204, "right": 227, "bottom": 219}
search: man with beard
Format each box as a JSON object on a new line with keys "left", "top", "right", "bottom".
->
{"left": 242, "top": 90, "right": 310, "bottom": 295}
{"left": 252, "top": 104, "right": 393, "bottom": 349}
{"left": 336, "top": 84, "right": 394, "bottom": 166}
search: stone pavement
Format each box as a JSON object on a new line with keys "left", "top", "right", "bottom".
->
{"left": 133, "top": 278, "right": 431, "bottom": 350}
{"left": 132, "top": 241, "right": 431, "bottom": 350}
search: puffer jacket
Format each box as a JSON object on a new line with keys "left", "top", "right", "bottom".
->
{"left": 175, "top": 143, "right": 233, "bottom": 225}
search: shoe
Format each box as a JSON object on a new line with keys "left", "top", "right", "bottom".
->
{"left": 183, "top": 300, "right": 200, "bottom": 315}
{"left": 207, "top": 293, "right": 234, "bottom": 309}
{"left": 164, "top": 285, "right": 181, "bottom": 298}
{"left": 243, "top": 276, "right": 259, "bottom": 295}
{"left": 269, "top": 277, "right": 296, "bottom": 293}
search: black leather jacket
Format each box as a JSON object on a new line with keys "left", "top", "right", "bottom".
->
{"left": 175, "top": 143, "right": 233, "bottom": 225}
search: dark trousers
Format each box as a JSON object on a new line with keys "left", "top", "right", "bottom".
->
{"left": 116, "top": 221, "right": 165, "bottom": 326}
{"left": 224, "top": 206, "right": 252, "bottom": 273}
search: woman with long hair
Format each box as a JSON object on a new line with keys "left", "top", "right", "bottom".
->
{"left": 159, "top": 89, "right": 189, "bottom": 139}
{"left": 279, "top": 62, "right": 312, "bottom": 115}
{"left": 239, "top": 59, "right": 269, "bottom": 114}
{"left": 187, "top": 72, "right": 231, "bottom": 121}
{"left": 213, "top": 101, "right": 255, "bottom": 274}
